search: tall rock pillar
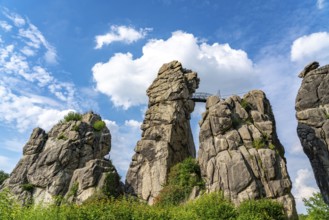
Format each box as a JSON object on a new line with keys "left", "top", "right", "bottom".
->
{"left": 198, "top": 90, "right": 297, "bottom": 219}
{"left": 296, "top": 62, "right": 329, "bottom": 204}
{"left": 125, "top": 61, "right": 199, "bottom": 204}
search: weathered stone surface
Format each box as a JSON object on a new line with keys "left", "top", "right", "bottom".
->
{"left": 296, "top": 63, "right": 329, "bottom": 205}
{"left": 125, "top": 60, "right": 199, "bottom": 204}
{"left": 1, "top": 112, "right": 120, "bottom": 205}
{"left": 199, "top": 90, "right": 297, "bottom": 219}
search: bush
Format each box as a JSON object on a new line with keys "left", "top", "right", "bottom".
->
{"left": 155, "top": 158, "right": 204, "bottom": 206}
{"left": 102, "top": 172, "right": 122, "bottom": 199}
{"left": 252, "top": 138, "right": 266, "bottom": 149}
{"left": 241, "top": 99, "right": 252, "bottom": 112}
{"left": 93, "top": 120, "right": 106, "bottom": 131}
{"left": 237, "top": 199, "right": 286, "bottom": 220}
{"left": 188, "top": 192, "right": 237, "bottom": 220}
{"left": 21, "top": 183, "right": 34, "bottom": 192}
{"left": 0, "top": 170, "right": 9, "bottom": 185}
{"left": 64, "top": 112, "right": 82, "bottom": 122}
{"left": 303, "top": 192, "right": 329, "bottom": 220}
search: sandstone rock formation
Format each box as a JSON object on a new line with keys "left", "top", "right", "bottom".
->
{"left": 296, "top": 62, "right": 329, "bottom": 205}
{"left": 125, "top": 60, "right": 199, "bottom": 204}
{"left": 198, "top": 90, "right": 297, "bottom": 219}
{"left": 1, "top": 112, "right": 121, "bottom": 205}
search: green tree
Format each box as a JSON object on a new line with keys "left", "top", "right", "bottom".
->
{"left": 303, "top": 192, "right": 329, "bottom": 220}
{"left": 0, "top": 170, "right": 9, "bottom": 185}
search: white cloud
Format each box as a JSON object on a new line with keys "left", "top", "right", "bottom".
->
{"left": 124, "top": 119, "right": 142, "bottom": 129}
{"left": 0, "top": 85, "right": 74, "bottom": 132}
{"left": 317, "top": 0, "right": 325, "bottom": 9}
{"left": 0, "top": 20, "right": 12, "bottom": 32}
{"left": 4, "top": 139, "right": 26, "bottom": 153}
{"left": 293, "top": 169, "right": 319, "bottom": 213}
{"left": 94, "top": 25, "right": 151, "bottom": 49}
{"left": 92, "top": 31, "right": 256, "bottom": 109}
{"left": 0, "top": 155, "right": 15, "bottom": 173}
{"left": 291, "top": 32, "right": 329, "bottom": 64}
{"left": 18, "top": 23, "right": 57, "bottom": 64}
{"left": 2, "top": 8, "right": 26, "bottom": 27}
{"left": 104, "top": 119, "right": 141, "bottom": 179}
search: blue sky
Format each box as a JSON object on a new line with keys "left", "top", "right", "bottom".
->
{"left": 1, "top": 0, "right": 329, "bottom": 213}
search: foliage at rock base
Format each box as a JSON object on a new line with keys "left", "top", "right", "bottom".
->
{"left": 0, "top": 190, "right": 289, "bottom": 220}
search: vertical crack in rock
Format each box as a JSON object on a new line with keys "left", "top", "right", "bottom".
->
{"left": 1, "top": 112, "right": 121, "bottom": 205}
{"left": 296, "top": 62, "right": 329, "bottom": 205}
{"left": 199, "top": 90, "right": 297, "bottom": 219}
{"left": 125, "top": 60, "right": 199, "bottom": 204}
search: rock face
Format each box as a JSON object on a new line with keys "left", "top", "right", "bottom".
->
{"left": 296, "top": 62, "right": 329, "bottom": 205}
{"left": 125, "top": 60, "right": 199, "bottom": 204}
{"left": 1, "top": 112, "right": 121, "bottom": 205}
{"left": 198, "top": 90, "right": 297, "bottom": 219}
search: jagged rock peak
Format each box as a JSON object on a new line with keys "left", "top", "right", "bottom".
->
{"left": 1, "top": 112, "right": 121, "bottom": 205}
{"left": 125, "top": 60, "right": 199, "bottom": 204}
{"left": 198, "top": 90, "right": 297, "bottom": 219}
{"left": 295, "top": 62, "right": 329, "bottom": 205}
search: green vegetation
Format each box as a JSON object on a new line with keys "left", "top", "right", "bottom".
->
{"left": 302, "top": 192, "right": 329, "bottom": 220}
{"left": 102, "top": 172, "right": 122, "bottom": 199}
{"left": 58, "top": 133, "right": 68, "bottom": 140}
{"left": 0, "top": 189, "right": 289, "bottom": 220}
{"left": 154, "top": 157, "right": 204, "bottom": 206}
{"left": 93, "top": 120, "right": 106, "bottom": 131}
{"left": 0, "top": 170, "right": 9, "bottom": 185}
{"left": 64, "top": 112, "right": 82, "bottom": 122}
{"left": 237, "top": 199, "right": 286, "bottom": 220}
{"left": 241, "top": 99, "right": 252, "bottom": 112}
{"left": 252, "top": 138, "right": 266, "bottom": 149}
{"left": 21, "top": 183, "right": 34, "bottom": 192}
{"left": 72, "top": 124, "right": 80, "bottom": 131}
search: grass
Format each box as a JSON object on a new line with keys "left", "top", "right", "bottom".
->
{"left": 0, "top": 190, "right": 288, "bottom": 220}
{"left": 64, "top": 112, "right": 82, "bottom": 122}
{"left": 93, "top": 120, "right": 106, "bottom": 131}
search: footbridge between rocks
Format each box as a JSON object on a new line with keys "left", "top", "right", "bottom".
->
{"left": 191, "top": 92, "right": 217, "bottom": 103}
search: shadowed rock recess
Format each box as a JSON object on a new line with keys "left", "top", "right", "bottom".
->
{"left": 296, "top": 62, "right": 329, "bottom": 205}
{"left": 125, "top": 61, "right": 199, "bottom": 204}
{"left": 198, "top": 91, "right": 297, "bottom": 219}
{"left": 1, "top": 112, "right": 121, "bottom": 205}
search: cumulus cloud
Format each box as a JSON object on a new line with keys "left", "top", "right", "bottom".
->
{"left": 95, "top": 25, "right": 151, "bottom": 49}
{"left": 291, "top": 32, "right": 329, "bottom": 64}
{"left": 317, "top": 0, "right": 325, "bottom": 9}
{"left": 92, "top": 31, "right": 256, "bottom": 109}
{"left": 104, "top": 119, "right": 142, "bottom": 178}
{"left": 293, "top": 169, "right": 319, "bottom": 213}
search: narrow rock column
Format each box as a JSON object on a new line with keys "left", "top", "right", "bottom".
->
{"left": 296, "top": 62, "right": 329, "bottom": 204}
{"left": 125, "top": 61, "right": 199, "bottom": 204}
{"left": 198, "top": 90, "right": 297, "bottom": 219}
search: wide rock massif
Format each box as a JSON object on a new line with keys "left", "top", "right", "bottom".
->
{"left": 1, "top": 112, "right": 121, "bottom": 205}
{"left": 296, "top": 62, "right": 329, "bottom": 205}
{"left": 125, "top": 61, "right": 199, "bottom": 204}
{"left": 198, "top": 90, "right": 297, "bottom": 219}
